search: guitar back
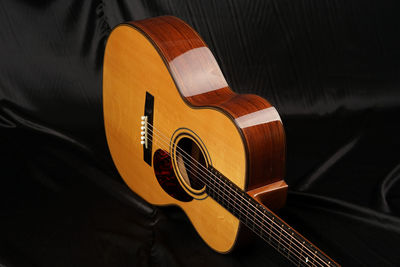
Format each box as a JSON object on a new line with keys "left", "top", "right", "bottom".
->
{"left": 103, "top": 16, "right": 286, "bottom": 253}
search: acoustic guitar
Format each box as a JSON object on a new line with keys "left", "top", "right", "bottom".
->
{"left": 103, "top": 16, "right": 339, "bottom": 266}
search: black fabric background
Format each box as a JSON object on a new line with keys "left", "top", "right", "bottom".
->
{"left": 1, "top": 0, "right": 399, "bottom": 266}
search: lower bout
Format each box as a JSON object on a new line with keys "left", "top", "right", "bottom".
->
{"left": 180, "top": 198, "right": 241, "bottom": 253}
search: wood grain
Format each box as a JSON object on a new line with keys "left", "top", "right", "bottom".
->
{"left": 103, "top": 23, "right": 245, "bottom": 253}
{"left": 104, "top": 16, "right": 286, "bottom": 253}
{"left": 130, "top": 16, "right": 286, "bottom": 192}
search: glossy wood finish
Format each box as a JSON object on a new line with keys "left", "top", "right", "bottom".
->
{"left": 104, "top": 16, "right": 339, "bottom": 266}
{"left": 104, "top": 23, "right": 246, "bottom": 253}
{"left": 130, "top": 16, "right": 286, "bottom": 192}
{"left": 104, "top": 15, "right": 287, "bottom": 252}
{"left": 247, "top": 180, "right": 288, "bottom": 211}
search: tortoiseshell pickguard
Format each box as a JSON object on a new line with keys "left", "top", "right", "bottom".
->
{"left": 153, "top": 149, "right": 192, "bottom": 202}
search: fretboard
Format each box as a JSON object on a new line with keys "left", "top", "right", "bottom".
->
{"left": 205, "top": 166, "right": 339, "bottom": 267}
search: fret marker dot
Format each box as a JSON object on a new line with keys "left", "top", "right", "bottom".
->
{"left": 305, "top": 257, "right": 309, "bottom": 263}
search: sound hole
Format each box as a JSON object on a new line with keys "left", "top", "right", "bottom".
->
{"left": 176, "top": 137, "right": 206, "bottom": 191}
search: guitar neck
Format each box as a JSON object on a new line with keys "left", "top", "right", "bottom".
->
{"left": 206, "top": 166, "right": 339, "bottom": 267}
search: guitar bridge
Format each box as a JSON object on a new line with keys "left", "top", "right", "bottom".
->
{"left": 142, "top": 92, "right": 154, "bottom": 166}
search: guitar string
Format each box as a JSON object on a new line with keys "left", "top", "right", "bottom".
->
{"left": 146, "top": 124, "right": 331, "bottom": 267}
{"left": 144, "top": 122, "right": 333, "bottom": 266}
{"left": 143, "top": 123, "right": 331, "bottom": 267}
{"left": 146, "top": 129, "right": 324, "bottom": 267}
{"left": 146, "top": 130, "right": 312, "bottom": 267}
{"left": 145, "top": 122, "right": 331, "bottom": 267}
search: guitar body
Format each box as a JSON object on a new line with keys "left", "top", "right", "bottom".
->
{"left": 103, "top": 16, "right": 286, "bottom": 253}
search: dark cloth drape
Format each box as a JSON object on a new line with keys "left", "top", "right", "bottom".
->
{"left": 1, "top": 0, "right": 399, "bottom": 266}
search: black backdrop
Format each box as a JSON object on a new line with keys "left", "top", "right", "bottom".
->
{"left": 1, "top": 0, "right": 399, "bottom": 266}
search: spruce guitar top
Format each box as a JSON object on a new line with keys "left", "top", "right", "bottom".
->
{"left": 103, "top": 16, "right": 339, "bottom": 266}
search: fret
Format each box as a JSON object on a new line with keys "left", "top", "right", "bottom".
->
{"left": 218, "top": 181, "right": 225, "bottom": 205}
{"left": 231, "top": 200, "right": 238, "bottom": 218}
{"left": 225, "top": 180, "right": 236, "bottom": 216}
{"left": 209, "top": 172, "right": 218, "bottom": 203}
{"left": 260, "top": 209, "right": 267, "bottom": 237}
{"left": 230, "top": 194, "right": 239, "bottom": 218}
{"left": 209, "top": 169, "right": 238, "bottom": 223}
{"left": 207, "top": 186, "right": 214, "bottom": 199}
{"left": 311, "top": 250, "right": 317, "bottom": 267}
{"left": 220, "top": 179, "right": 227, "bottom": 208}
{"left": 220, "top": 175, "right": 229, "bottom": 212}
{"left": 235, "top": 188, "right": 245, "bottom": 221}
{"left": 209, "top": 180, "right": 217, "bottom": 201}
{"left": 241, "top": 192, "right": 249, "bottom": 225}
{"left": 287, "top": 231, "right": 294, "bottom": 258}
{"left": 270, "top": 233, "right": 280, "bottom": 252}
{"left": 277, "top": 224, "right": 283, "bottom": 252}
{"left": 209, "top": 168, "right": 230, "bottom": 215}
{"left": 250, "top": 204, "right": 258, "bottom": 231}
{"left": 299, "top": 241, "right": 306, "bottom": 266}
{"left": 227, "top": 178, "right": 236, "bottom": 214}
{"left": 269, "top": 217, "right": 274, "bottom": 241}
{"left": 216, "top": 174, "right": 224, "bottom": 205}
{"left": 206, "top": 166, "right": 339, "bottom": 267}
